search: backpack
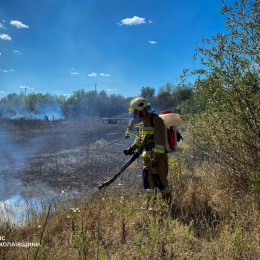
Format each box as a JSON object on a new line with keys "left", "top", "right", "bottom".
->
{"left": 152, "top": 110, "right": 183, "bottom": 152}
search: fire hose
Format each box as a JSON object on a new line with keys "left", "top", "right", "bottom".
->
{"left": 97, "top": 147, "right": 143, "bottom": 190}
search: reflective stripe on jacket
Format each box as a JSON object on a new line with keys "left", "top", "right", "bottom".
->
{"left": 131, "top": 113, "right": 166, "bottom": 156}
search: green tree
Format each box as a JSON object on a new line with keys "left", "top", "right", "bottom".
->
{"left": 157, "top": 83, "right": 175, "bottom": 110}
{"left": 140, "top": 86, "right": 156, "bottom": 99}
{"left": 173, "top": 85, "right": 194, "bottom": 107}
{"left": 189, "top": 0, "right": 260, "bottom": 195}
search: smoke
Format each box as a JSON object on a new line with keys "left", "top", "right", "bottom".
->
{"left": 0, "top": 100, "right": 26, "bottom": 119}
{"left": 0, "top": 123, "right": 46, "bottom": 202}
{"left": 0, "top": 100, "right": 64, "bottom": 120}
{"left": 35, "top": 101, "right": 64, "bottom": 120}
{"left": 0, "top": 128, "right": 25, "bottom": 168}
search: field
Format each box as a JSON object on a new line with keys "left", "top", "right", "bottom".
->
{"left": 0, "top": 118, "right": 141, "bottom": 212}
{"left": 0, "top": 118, "right": 259, "bottom": 260}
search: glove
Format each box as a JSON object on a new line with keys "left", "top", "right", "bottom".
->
{"left": 124, "top": 135, "right": 130, "bottom": 139}
{"left": 124, "top": 147, "right": 134, "bottom": 156}
{"left": 150, "top": 154, "right": 159, "bottom": 167}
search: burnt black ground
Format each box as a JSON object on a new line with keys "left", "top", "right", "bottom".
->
{"left": 0, "top": 118, "right": 142, "bottom": 201}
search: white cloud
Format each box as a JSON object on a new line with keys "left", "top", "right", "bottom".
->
{"left": 0, "top": 34, "right": 12, "bottom": 40}
{"left": 19, "top": 85, "right": 33, "bottom": 90}
{"left": 0, "top": 90, "right": 6, "bottom": 94}
{"left": 87, "top": 72, "right": 111, "bottom": 77}
{"left": 88, "top": 72, "right": 97, "bottom": 77}
{"left": 10, "top": 20, "right": 29, "bottom": 29}
{"left": 100, "top": 73, "right": 111, "bottom": 77}
{"left": 119, "top": 16, "right": 146, "bottom": 26}
{"left": 0, "top": 52, "right": 2, "bottom": 56}
{"left": 0, "top": 23, "right": 6, "bottom": 29}
{"left": 148, "top": 40, "right": 157, "bottom": 44}
{"left": 0, "top": 69, "right": 14, "bottom": 72}
{"left": 70, "top": 72, "right": 80, "bottom": 75}
{"left": 13, "top": 50, "right": 21, "bottom": 54}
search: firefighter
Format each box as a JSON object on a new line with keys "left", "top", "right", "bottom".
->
{"left": 124, "top": 112, "right": 140, "bottom": 139}
{"left": 123, "top": 97, "right": 171, "bottom": 201}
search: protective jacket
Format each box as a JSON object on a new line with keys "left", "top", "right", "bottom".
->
{"left": 129, "top": 113, "right": 170, "bottom": 198}
{"left": 131, "top": 113, "right": 166, "bottom": 156}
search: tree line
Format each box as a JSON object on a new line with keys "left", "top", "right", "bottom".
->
{"left": 0, "top": 85, "right": 193, "bottom": 120}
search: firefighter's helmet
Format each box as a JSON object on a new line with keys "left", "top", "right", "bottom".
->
{"left": 128, "top": 97, "right": 149, "bottom": 113}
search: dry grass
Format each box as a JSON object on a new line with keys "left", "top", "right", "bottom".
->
{"left": 0, "top": 119, "right": 259, "bottom": 259}
{"left": 0, "top": 157, "right": 259, "bottom": 260}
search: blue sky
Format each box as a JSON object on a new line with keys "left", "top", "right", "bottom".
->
{"left": 0, "top": 0, "right": 231, "bottom": 98}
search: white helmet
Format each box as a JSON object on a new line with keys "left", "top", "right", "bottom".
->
{"left": 128, "top": 97, "right": 149, "bottom": 113}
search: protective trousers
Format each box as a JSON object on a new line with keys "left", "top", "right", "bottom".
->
{"left": 142, "top": 153, "right": 171, "bottom": 200}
